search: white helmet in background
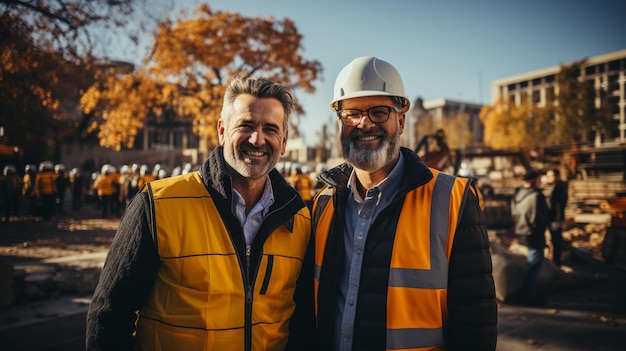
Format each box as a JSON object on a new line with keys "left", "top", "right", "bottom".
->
{"left": 54, "top": 164, "right": 66, "bottom": 173}
{"left": 101, "top": 164, "right": 114, "bottom": 175}
{"left": 330, "top": 56, "right": 410, "bottom": 112}
{"left": 3, "top": 165, "right": 16, "bottom": 176}
{"left": 39, "top": 161, "right": 54, "bottom": 172}
{"left": 25, "top": 164, "right": 37, "bottom": 173}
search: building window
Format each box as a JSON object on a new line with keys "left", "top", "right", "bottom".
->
{"left": 545, "top": 75, "right": 555, "bottom": 84}
{"left": 532, "top": 78, "right": 542, "bottom": 86}
{"left": 608, "top": 96, "right": 620, "bottom": 115}
{"left": 532, "top": 90, "right": 541, "bottom": 104}
{"left": 608, "top": 60, "right": 620, "bottom": 72}
{"left": 508, "top": 83, "right": 517, "bottom": 91}
{"left": 585, "top": 65, "right": 596, "bottom": 76}
{"left": 520, "top": 81, "right": 528, "bottom": 89}
{"left": 608, "top": 74, "right": 619, "bottom": 91}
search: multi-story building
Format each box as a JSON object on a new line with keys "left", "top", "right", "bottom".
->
{"left": 409, "top": 97, "right": 484, "bottom": 151}
{"left": 492, "top": 49, "right": 626, "bottom": 145}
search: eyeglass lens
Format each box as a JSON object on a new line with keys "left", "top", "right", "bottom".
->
{"left": 338, "top": 106, "right": 395, "bottom": 125}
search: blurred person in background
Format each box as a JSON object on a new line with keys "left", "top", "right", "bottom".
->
{"left": 69, "top": 168, "right": 84, "bottom": 211}
{"left": 93, "top": 164, "right": 117, "bottom": 218}
{"left": 118, "top": 165, "right": 131, "bottom": 211}
{"left": 33, "top": 161, "right": 57, "bottom": 221}
{"left": 511, "top": 170, "right": 549, "bottom": 306}
{"left": 545, "top": 168, "right": 568, "bottom": 267}
{"left": 2, "top": 165, "right": 23, "bottom": 219}
{"left": 22, "top": 164, "right": 38, "bottom": 215}
{"left": 55, "top": 164, "right": 70, "bottom": 215}
{"left": 137, "top": 164, "right": 155, "bottom": 190}
{"left": 291, "top": 166, "right": 314, "bottom": 208}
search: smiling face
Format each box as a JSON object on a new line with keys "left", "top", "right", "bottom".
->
{"left": 338, "top": 96, "right": 405, "bottom": 172}
{"left": 218, "top": 94, "right": 287, "bottom": 181}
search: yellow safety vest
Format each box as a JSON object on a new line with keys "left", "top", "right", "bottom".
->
{"left": 135, "top": 172, "right": 311, "bottom": 351}
{"left": 314, "top": 169, "right": 470, "bottom": 351}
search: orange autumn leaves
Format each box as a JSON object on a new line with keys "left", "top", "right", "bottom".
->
{"left": 81, "top": 4, "right": 321, "bottom": 151}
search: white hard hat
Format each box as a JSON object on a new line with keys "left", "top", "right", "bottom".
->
{"left": 39, "top": 161, "right": 54, "bottom": 172}
{"left": 101, "top": 164, "right": 114, "bottom": 175}
{"left": 3, "top": 165, "right": 16, "bottom": 176}
{"left": 330, "top": 56, "right": 410, "bottom": 112}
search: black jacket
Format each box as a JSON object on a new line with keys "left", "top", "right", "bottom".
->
{"left": 314, "top": 148, "right": 497, "bottom": 351}
{"left": 86, "top": 147, "right": 315, "bottom": 351}
{"left": 549, "top": 180, "right": 568, "bottom": 223}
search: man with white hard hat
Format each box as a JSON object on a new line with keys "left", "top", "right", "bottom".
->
{"left": 312, "top": 56, "right": 497, "bottom": 350}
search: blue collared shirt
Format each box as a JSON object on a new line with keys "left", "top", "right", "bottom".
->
{"left": 334, "top": 152, "right": 405, "bottom": 351}
{"left": 232, "top": 177, "right": 275, "bottom": 245}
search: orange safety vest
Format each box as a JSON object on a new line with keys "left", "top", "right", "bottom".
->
{"left": 294, "top": 174, "right": 314, "bottom": 201}
{"left": 135, "top": 172, "right": 311, "bottom": 351}
{"left": 94, "top": 174, "right": 117, "bottom": 196}
{"left": 313, "top": 169, "right": 470, "bottom": 351}
{"left": 34, "top": 172, "right": 57, "bottom": 197}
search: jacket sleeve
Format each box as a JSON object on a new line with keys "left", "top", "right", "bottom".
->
{"left": 86, "top": 192, "right": 160, "bottom": 351}
{"left": 446, "top": 189, "right": 498, "bottom": 350}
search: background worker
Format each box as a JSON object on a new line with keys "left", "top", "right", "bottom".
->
{"left": 33, "top": 161, "right": 57, "bottom": 221}
{"left": 545, "top": 168, "right": 568, "bottom": 267}
{"left": 312, "top": 56, "right": 497, "bottom": 351}
{"left": 511, "top": 170, "right": 550, "bottom": 305}
{"left": 291, "top": 166, "right": 314, "bottom": 208}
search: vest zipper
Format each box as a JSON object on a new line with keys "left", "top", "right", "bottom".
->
{"left": 246, "top": 245, "right": 253, "bottom": 302}
{"left": 245, "top": 244, "right": 253, "bottom": 351}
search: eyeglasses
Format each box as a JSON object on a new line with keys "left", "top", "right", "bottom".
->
{"left": 337, "top": 106, "right": 399, "bottom": 126}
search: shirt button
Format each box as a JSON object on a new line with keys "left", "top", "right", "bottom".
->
{"left": 348, "top": 300, "right": 354, "bottom": 306}
{"left": 356, "top": 249, "right": 362, "bottom": 255}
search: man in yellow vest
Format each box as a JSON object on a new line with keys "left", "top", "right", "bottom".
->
{"left": 312, "top": 56, "right": 497, "bottom": 351}
{"left": 33, "top": 161, "right": 57, "bottom": 221}
{"left": 87, "top": 77, "right": 315, "bottom": 351}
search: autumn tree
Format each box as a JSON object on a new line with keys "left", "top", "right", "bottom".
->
{"left": 0, "top": 0, "right": 159, "bottom": 161}
{"left": 479, "top": 97, "right": 552, "bottom": 150}
{"left": 552, "top": 61, "right": 611, "bottom": 144}
{"left": 80, "top": 4, "right": 322, "bottom": 153}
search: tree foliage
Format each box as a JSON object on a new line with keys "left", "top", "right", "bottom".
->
{"left": 0, "top": 0, "right": 153, "bottom": 161}
{"left": 479, "top": 97, "right": 550, "bottom": 149}
{"left": 552, "top": 60, "right": 611, "bottom": 144}
{"left": 80, "top": 4, "right": 322, "bottom": 151}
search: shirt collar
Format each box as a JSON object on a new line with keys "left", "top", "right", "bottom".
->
{"left": 232, "top": 176, "right": 275, "bottom": 217}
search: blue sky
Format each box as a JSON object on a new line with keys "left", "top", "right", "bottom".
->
{"left": 118, "top": 0, "right": 626, "bottom": 146}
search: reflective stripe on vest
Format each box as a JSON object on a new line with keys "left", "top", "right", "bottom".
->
{"left": 314, "top": 170, "right": 469, "bottom": 351}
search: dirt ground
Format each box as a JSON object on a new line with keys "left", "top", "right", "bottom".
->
{"left": 0, "top": 207, "right": 118, "bottom": 270}
{"left": 0, "top": 205, "right": 616, "bottom": 271}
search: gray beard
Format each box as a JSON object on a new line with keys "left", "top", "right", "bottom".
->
{"left": 341, "top": 131, "right": 400, "bottom": 172}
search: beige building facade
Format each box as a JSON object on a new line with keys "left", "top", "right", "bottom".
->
{"left": 492, "top": 49, "right": 626, "bottom": 145}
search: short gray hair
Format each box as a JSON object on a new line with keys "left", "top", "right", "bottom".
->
{"left": 221, "top": 76, "right": 293, "bottom": 130}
